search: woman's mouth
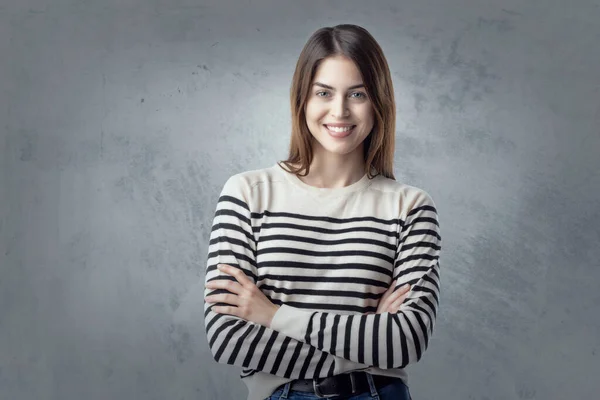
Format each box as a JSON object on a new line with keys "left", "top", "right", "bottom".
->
{"left": 324, "top": 124, "right": 356, "bottom": 138}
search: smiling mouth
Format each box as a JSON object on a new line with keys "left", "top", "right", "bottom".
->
{"left": 323, "top": 124, "right": 356, "bottom": 137}
{"left": 323, "top": 124, "right": 355, "bottom": 132}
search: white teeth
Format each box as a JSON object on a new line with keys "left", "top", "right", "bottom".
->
{"left": 326, "top": 125, "right": 354, "bottom": 132}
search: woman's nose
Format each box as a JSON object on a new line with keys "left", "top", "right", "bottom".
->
{"left": 331, "top": 97, "right": 350, "bottom": 118}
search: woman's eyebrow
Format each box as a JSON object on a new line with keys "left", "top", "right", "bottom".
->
{"left": 313, "top": 82, "right": 365, "bottom": 90}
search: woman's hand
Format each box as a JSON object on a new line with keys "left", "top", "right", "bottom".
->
{"left": 371, "top": 280, "right": 411, "bottom": 314}
{"left": 205, "top": 264, "right": 280, "bottom": 328}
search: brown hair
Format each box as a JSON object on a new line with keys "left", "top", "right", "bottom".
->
{"left": 279, "top": 24, "right": 396, "bottom": 180}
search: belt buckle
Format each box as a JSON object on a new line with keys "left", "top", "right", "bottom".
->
{"left": 313, "top": 378, "right": 340, "bottom": 398}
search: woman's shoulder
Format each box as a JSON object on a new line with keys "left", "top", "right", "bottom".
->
{"left": 223, "top": 163, "right": 285, "bottom": 193}
{"left": 370, "top": 175, "right": 438, "bottom": 215}
{"left": 371, "top": 174, "right": 433, "bottom": 199}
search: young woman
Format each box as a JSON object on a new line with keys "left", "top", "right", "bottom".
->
{"left": 204, "top": 24, "right": 442, "bottom": 400}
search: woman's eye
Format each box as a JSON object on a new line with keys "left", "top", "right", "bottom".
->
{"left": 315, "top": 91, "right": 367, "bottom": 99}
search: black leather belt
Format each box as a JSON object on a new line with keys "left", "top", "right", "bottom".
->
{"left": 284, "top": 371, "right": 400, "bottom": 398}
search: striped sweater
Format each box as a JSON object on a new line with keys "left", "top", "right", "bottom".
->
{"left": 203, "top": 162, "right": 442, "bottom": 400}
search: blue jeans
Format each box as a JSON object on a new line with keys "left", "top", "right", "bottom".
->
{"left": 266, "top": 373, "right": 412, "bottom": 400}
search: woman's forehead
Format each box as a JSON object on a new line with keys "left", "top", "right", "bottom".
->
{"left": 312, "top": 57, "right": 364, "bottom": 88}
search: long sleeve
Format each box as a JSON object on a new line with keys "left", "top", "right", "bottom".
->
{"left": 204, "top": 175, "right": 362, "bottom": 379}
{"left": 269, "top": 190, "right": 442, "bottom": 369}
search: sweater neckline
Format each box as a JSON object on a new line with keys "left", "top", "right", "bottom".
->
{"left": 274, "top": 162, "right": 374, "bottom": 197}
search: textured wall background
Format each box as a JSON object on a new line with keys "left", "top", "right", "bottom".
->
{"left": 1, "top": 1, "right": 599, "bottom": 399}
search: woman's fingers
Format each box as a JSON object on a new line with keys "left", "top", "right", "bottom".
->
{"left": 206, "top": 277, "right": 243, "bottom": 294}
{"left": 205, "top": 293, "right": 239, "bottom": 306}
{"left": 378, "top": 282, "right": 394, "bottom": 305}
{"left": 377, "top": 282, "right": 411, "bottom": 314}
{"left": 395, "top": 283, "right": 411, "bottom": 295}
{"left": 387, "top": 285, "right": 411, "bottom": 312}
{"left": 385, "top": 283, "right": 409, "bottom": 304}
{"left": 217, "top": 264, "right": 254, "bottom": 287}
{"left": 382, "top": 284, "right": 411, "bottom": 313}
{"left": 384, "top": 280, "right": 404, "bottom": 297}
{"left": 389, "top": 292, "right": 409, "bottom": 309}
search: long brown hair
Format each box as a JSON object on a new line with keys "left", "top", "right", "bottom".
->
{"left": 279, "top": 24, "right": 396, "bottom": 180}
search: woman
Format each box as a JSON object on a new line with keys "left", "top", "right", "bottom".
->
{"left": 204, "top": 24, "right": 442, "bottom": 400}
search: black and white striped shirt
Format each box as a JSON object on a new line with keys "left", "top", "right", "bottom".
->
{"left": 204, "top": 163, "right": 442, "bottom": 400}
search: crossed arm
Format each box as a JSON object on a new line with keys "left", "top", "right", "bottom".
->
{"left": 204, "top": 176, "right": 441, "bottom": 376}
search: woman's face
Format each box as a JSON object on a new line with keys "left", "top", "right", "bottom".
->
{"left": 304, "top": 55, "right": 374, "bottom": 159}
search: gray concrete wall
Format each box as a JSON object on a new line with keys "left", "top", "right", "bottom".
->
{"left": 1, "top": 1, "right": 599, "bottom": 399}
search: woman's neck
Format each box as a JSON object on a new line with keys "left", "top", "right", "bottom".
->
{"left": 297, "top": 146, "right": 366, "bottom": 189}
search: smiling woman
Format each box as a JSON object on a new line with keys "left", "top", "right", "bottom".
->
{"left": 281, "top": 24, "right": 397, "bottom": 188}
{"left": 203, "top": 24, "right": 441, "bottom": 400}
{"left": 304, "top": 56, "right": 374, "bottom": 158}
